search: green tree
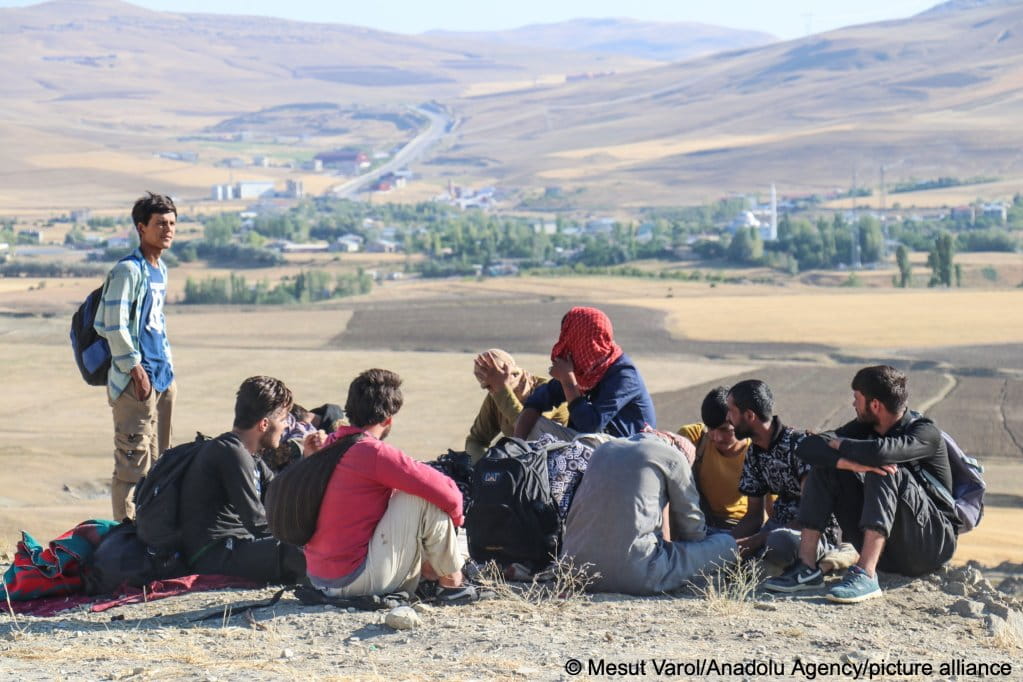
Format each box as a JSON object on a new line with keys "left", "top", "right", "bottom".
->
{"left": 727, "top": 227, "right": 763, "bottom": 264}
{"left": 927, "top": 232, "right": 956, "bottom": 287}
{"left": 896, "top": 244, "right": 911, "bottom": 288}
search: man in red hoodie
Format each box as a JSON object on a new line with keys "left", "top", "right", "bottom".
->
{"left": 304, "top": 369, "right": 467, "bottom": 598}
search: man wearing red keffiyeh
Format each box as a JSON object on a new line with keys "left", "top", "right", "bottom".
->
{"left": 514, "top": 307, "right": 656, "bottom": 439}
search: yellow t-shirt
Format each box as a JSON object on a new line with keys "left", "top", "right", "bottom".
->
{"left": 678, "top": 423, "right": 749, "bottom": 522}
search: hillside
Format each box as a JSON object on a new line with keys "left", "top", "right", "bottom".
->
{"left": 449, "top": 1, "right": 1023, "bottom": 206}
{"left": 426, "top": 17, "right": 777, "bottom": 63}
{"left": 0, "top": 0, "right": 653, "bottom": 212}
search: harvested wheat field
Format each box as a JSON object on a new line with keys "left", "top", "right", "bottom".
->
{"left": 2, "top": 279, "right": 1022, "bottom": 676}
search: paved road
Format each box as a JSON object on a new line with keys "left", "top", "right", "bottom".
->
{"left": 330, "top": 105, "right": 453, "bottom": 199}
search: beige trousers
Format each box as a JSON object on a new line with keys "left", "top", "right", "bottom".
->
{"left": 109, "top": 379, "right": 176, "bottom": 521}
{"left": 319, "top": 491, "right": 464, "bottom": 598}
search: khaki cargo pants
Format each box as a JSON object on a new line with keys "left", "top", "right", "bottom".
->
{"left": 109, "top": 379, "right": 176, "bottom": 521}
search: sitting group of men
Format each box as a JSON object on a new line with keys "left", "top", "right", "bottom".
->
{"left": 90, "top": 193, "right": 960, "bottom": 605}
{"left": 134, "top": 352, "right": 956, "bottom": 608}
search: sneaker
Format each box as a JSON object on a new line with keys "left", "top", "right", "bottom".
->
{"left": 819, "top": 543, "right": 860, "bottom": 574}
{"left": 827, "top": 565, "right": 882, "bottom": 604}
{"left": 762, "top": 561, "right": 824, "bottom": 593}
{"left": 435, "top": 584, "right": 481, "bottom": 605}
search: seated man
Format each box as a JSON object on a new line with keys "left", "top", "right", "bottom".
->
{"left": 561, "top": 434, "right": 737, "bottom": 595}
{"left": 765, "top": 365, "right": 957, "bottom": 603}
{"left": 678, "top": 386, "right": 751, "bottom": 530}
{"left": 727, "top": 380, "right": 840, "bottom": 570}
{"left": 179, "top": 376, "right": 306, "bottom": 584}
{"left": 514, "top": 306, "right": 656, "bottom": 440}
{"left": 465, "top": 349, "right": 569, "bottom": 462}
{"left": 304, "top": 369, "right": 468, "bottom": 598}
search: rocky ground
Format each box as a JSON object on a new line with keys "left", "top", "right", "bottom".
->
{"left": 2, "top": 561, "right": 1021, "bottom": 681}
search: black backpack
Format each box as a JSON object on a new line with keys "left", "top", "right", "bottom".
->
{"left": 70, "top": 285, "right": 112, "bottom": 386}
{"left": 265, "top": 432, "right": 364, "bottom": 546}
{"left": 465, "top": 437, "right": 561, "bottom": 569}
{"left": 70, "top": 254, "right": 135, "bottom": 386}
{"left": 133, "top": 433, "right": 210, "bottom": 551}
{"left": 83, "top": 522, "right": 187, "bottom": 595}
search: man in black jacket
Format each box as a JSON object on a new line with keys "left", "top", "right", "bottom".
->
{"left": 764, "top": 365, "right": 957, "bottom": 603}
{"left": 179, "top": 376, "right": 306, "bottom": 584}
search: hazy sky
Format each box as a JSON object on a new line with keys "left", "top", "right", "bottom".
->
{"left": 3, "top": 0, "right": 942, "bottom": 38}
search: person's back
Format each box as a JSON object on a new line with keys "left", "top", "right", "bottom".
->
{"left": 176, "top": 376, "right": 305, "bottom": 585}
{"left": 179, "top": 432, "right": 271, "bottom": 561}
{"left": 304, "top": 425, "right": 462, "bottom": 583}
{"left": 562, "top": 435, "right": 735, "bottom": 595}
{"left": 303, "top": 369, "right": 467, "bottom": 599}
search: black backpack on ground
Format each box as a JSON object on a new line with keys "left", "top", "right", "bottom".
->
{"left": 265, "top": 433, "right": 364, "bottom": 546}
{"left": 83, "top": 522, "right": 188, "bottom": 595}
{"left": 465, "top": 437, "right": 561, "bottom": 570}
{"left": 133, "top": 433, "right": 210, "bottom": 551}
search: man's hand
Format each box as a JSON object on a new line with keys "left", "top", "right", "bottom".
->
{"left": 549, "top": 354, "right": 576, "bottom": 386}
{"left": 474, "top": 352, "right": 514, "bottom": 392}
{"left": 302, "top": 430, "right": 327, "bottom": 457}
{"left": 735, "top": 531, "right": 767, "bottom": 559}
{"left": 837, "top": 457, "right": 897, "bottom": 476}
{"left": 130, "top": 365, "right": 152, "bottom": 401}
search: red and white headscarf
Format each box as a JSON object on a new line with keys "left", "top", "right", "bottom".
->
{"left": 551, "top": 306, "right": 623, "bottom": 392}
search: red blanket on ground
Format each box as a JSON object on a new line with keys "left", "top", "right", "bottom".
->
{"left": 4, "top": 574, "right": 259, "bottom": 617}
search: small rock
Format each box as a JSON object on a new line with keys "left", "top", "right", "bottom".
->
{"left": 840, "top": 653, "right": 862, "bottom": 665}
{"left": 346, "top": 607, "right": 357, "bottom": 613}
{"left": 514, "top": 668, "right": 540, "bottom": 676}
{"left": 944, "top": 581, "right": 969, "bottom": 597}
{"left": 949, "top": 599, "right": 984, "bottom": 619}
{"left": 385, "top": 606, "right": 421, "bottom": 631}
{"left": 985, "top": 602, "right": 1011, "bottom": 619}
{"left": 412, "top": 602, "right": 433, "bottom": 615}
{"left": 754, "top": 602, "right": 778, "bottom": 612}
{"left": 280, "top": 649, "right": 294, "bottom": 659}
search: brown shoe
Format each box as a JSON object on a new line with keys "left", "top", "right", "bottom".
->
{"left": 819, "top": 542, "right": 859, "bottom": 574}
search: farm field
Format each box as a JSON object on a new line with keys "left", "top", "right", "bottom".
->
{"left": 0, "top": 276, "right": 1021, "bottom": 564}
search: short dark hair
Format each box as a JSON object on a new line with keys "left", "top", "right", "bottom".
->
{"left": 701, "top": 386, "right": 731, "bottom": 429}
{"left": 345, "top": 369, "right": 403, "bottom": 427}
{"left": 234, "top": 376, "right": 293, "bottom": 429}
{"left": 728, "top": 379, "right": 774, "bottom": 422}
{"left": 132, "top": 191, "right": 177, "bottom": 229}
{"left": 852, "top": 365, "right": 908, "bottom": 414}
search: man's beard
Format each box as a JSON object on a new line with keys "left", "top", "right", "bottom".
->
{"left": 259, "top": 429, "right": 280, "bottom": 451}
{"left": 732, "top": 420, "right": 753, "bottom": 440}
{"left": 855, "top": 406, "right": 879, "bottom": 426}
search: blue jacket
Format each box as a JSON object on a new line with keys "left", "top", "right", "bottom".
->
{"left": 524, "top": 354, "right": 656, "bottom": 436}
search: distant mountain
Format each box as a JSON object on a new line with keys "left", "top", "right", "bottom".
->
{"left": 0, "top": 0, "right": 654, "bottom": 211}
{"left": 427, "top": 18, "right": 777, "bottom": 63}
{"left": 446, "top": 0, "right": 1023, "bottom": 205}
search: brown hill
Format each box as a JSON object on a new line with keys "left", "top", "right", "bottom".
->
{"left": 426, "top": 17, "right": 777, "bottom": 63}
{"left": 450, "top": 1, "right": 1023, "bottom": 205}
{"left": 0, "top": 0, "right": 653, "bottom": 212}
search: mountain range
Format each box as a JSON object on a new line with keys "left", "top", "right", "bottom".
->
{"left": 2, "top": 0, "right": 1021, "bottom": 211}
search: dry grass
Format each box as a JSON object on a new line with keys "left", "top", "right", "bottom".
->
{"left": 630, "top": 288, "right": 1023, "bottom": 348}
{"left": 474, "top": 556, "right": 599, "bottom": 611}
{"left": 684, "top": 550, "right": 764, "bottom": 615}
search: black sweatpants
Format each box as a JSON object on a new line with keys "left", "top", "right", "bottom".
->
{"left": 192, "top": 536, "right": 306, "bottom": 585}
{"left": 798, "top": 466, "right": 957, "bottom": 576}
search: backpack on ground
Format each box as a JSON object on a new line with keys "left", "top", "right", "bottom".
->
{"left": 264, "top": 433, "right": 364, "bottom": 546}
{"left": 465, "top": 437, "right": 563, "bottom": 570}
{"left": 909, "top": 415, "right": 986, "bottom": 533}
{"left": 70, "top": 254, "right": 136, "bottom": 386}
{"left": 83, "top": 521, "right": 187, "bottom": 595}
{"left": 133, "top": 433, "right": 210, "bottom": 551}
